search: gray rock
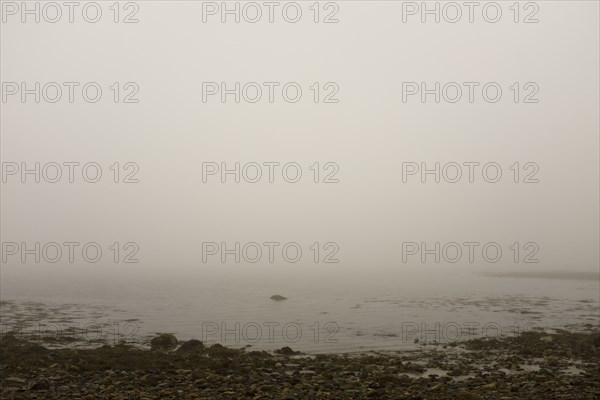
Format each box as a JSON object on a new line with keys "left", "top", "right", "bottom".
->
{"left": 270, "top": 295, "right": 287, "bottom": 301}
{"left": 177, "top": 339, "right": 204, "bottom": 352}
{"left": 276, "top": 346, "right": 299, "bottom": 355}
{"left": 150, "top": 333, "right": 178, "bottom": 349}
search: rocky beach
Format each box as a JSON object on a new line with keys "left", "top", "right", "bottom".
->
{"left": 1, "top": 327, "right": 598, "bottom": 400}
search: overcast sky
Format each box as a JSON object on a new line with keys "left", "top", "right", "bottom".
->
{"left": 1, "top": 1, "right": 598, "bottom": 279}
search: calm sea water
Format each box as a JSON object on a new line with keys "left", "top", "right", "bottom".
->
{"left": 1, "top": 267, "right": 598, "bottom": 353}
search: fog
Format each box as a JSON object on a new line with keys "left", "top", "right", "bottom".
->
{"left": 2, "top": 2, "right": 598, "bottom": 284}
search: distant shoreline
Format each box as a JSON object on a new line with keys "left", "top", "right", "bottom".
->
{"left": 482, "top": 271, "right": 600, "bottom": 281}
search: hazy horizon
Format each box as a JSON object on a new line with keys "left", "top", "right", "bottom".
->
{"left": 1, "top": 1, "right": 599, "bottom": 355}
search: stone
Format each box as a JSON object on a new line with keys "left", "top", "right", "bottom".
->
{"left": 270, "top": 295, "right": 287, "bottom": 301}
{"left": 6, "top": 377, "right": 26, "bottom": 384}
{"left": 28, "top": 378, "right": 50, "bottom": 391}
{"left": 456, "top": 392, "right": 480, "bottom": 399}
{"left": 481, "top": 382, "right": 498, "bottom": 390}
{"left": 150, "top": 333, "right": 178, "bottom": 349}
{"left": 276, "top": 346, "right": 299, "bottom": 355}
{"left": 177, "top": 339, "right": 204, "bottom": 352}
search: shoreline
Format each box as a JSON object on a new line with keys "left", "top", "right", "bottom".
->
{"left": 1, "top": 328, "right": 599, "bottom": 399}
{"left": 481, "top": 271, "right": 600, "bottom": 281}
{"left": 2, "top": 294, "right": 599, "bottom": 355}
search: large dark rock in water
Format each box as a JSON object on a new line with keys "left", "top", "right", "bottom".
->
{"left": 270, "top": 295, "right": 287, "bottom": 301}
{"left": 177, "top": 339, "right": 204, "bottom": 352}
{"left": 150, "top": 333, "right": 177, "bottom": 350}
